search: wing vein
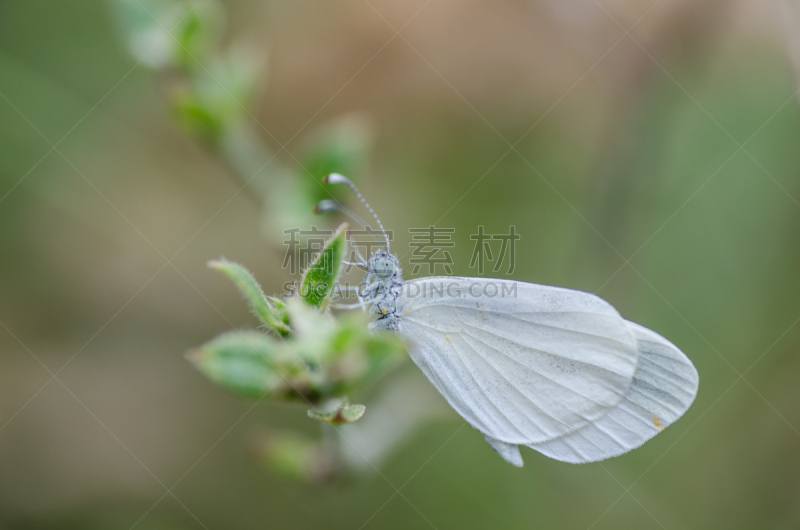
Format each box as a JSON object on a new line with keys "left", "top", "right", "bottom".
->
{"left": 454, "top": 306, "right": 633, "bottom": 348}
{"left": 406, "top": 313, "right": 629, "bottom": 377}
{"left": 447, "top": 336, "right": 530, "bottom": 439}
{"left": 457, "top": 326, "right": 622, "bottom": 406}
{"left": 638, "top": 355, "right": 698, "bottom": 387}
{"left": 457, "top": 335, "right": 575, "bottom": 438}
{"left": 408, "top": 327, "right": 494, "bottom": 434}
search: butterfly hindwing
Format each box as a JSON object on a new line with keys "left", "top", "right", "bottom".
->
{"left": 526, "top": 320, "right": 699, "bottom": 463}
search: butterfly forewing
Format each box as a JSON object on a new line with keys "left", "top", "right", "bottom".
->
{"left": 396, "top": 277, "right": 640, "bottom": 445}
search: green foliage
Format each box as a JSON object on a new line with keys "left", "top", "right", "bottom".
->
{"left": 170, "top": 47, "right": 262, "bottom": 146}
{"left": 208, "top": 259, "right": 291, "bottom": 337}
{"left": 112, "top": 0, "right": 372, "bottom": 235}
{"left": 193, "top": 229, "right": 404, "bottom": 409}
{"left": 113, "top": 0, "right": 259, "bottom": 147}
{"left": 187, "top": 300, "right": 404, "bottom": 404}
{"left": 111, "top": 0, "right": 222, "bottom": 70}
{"left": 301, "top": 117, "right": 374, "bottom": 206}
{"left": 171, "top": 1, "right": 223, "bottom": 71}
{"left": 111, "top": 0, "right": 178, "bottom": 68}
{"left": 282, "top": 299, "right": 405, "bottom": 399}
{"left": 113, "top": 0, "right": 404, "bottom": 483}
{"left": 300, "top": 223, "right": 347, "bottom": 308}
{"left": 172, "top": 91, "right": 223, "bottom": 145}
{"left": 308, "top": 398, "right": 366, "bottom": 425}
{"left": 186, "top": 331, "right": 292, "bottom": 400}
{"left": 303, "top": 118, "right": 373, "bottom": 179}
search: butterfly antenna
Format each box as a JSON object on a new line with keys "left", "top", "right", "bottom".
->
{"left": 314, "top": 199, "right": 383, "bottom": 265}
{"left": 314, "top": 199, "right": 371, "bottom": 234}
{"left": 323, "top": 173, "right": 390, "bottom": 251}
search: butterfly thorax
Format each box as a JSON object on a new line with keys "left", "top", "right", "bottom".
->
{"left": 359, "top": 249, "right": 403, "bottom": 330}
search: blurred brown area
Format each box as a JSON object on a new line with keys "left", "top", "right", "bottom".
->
{"left": 1, "top": 0, "right": 800, "bottom": 528}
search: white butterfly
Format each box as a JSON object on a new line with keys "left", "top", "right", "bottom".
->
{"left": 324, "top": 174, "right": 699, "bottom": 466}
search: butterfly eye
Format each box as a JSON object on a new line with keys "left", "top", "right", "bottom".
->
{"left": 373, "top": 257, "right": 395, "bottom": 277}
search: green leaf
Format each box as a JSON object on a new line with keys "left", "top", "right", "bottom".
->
{"left": 209, "top": 259, "right": 291, "bottom": 337}
{"left": 266, "top": 296, "right": 292, "bottom": 335}
{"left": 112, "top": 0, "right": 223, "bottom": 71}
{"left": 300, "top": 223, "right": 347, "bottom": 308}
{"left": 172, "top": 0, "right": 224, "bottom": 71}
{"left": 308, "top": 398, "right": 366, "bottom": 425}
{"left": 111, "top": 0, "right": 181, "bottom": 69}
{"left": 301, "top": 116, "right": 374, "bottom": 206}
{"left": 295, "top": 309, "right": 405, "bottom": 398}
{"left": 284, "top": 298, "right": 332, "bottom": 341}
{"left": 169, "top": 43, "right": 263, "bottom": 146}
{"left": 173, "top": 91, "right": 224, "bottom": 145}
{"left": 340, "top": 403, "right": 367, "bottom": 422}
{"left": 187, "top": 331, "right": 287, "bottom": 399}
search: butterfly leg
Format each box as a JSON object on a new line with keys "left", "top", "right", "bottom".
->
{"left": 330, "top": 301, "right": 369, "bottom": 310}
{"left": 351, "top": 244, "right": 368, "bottom": 266}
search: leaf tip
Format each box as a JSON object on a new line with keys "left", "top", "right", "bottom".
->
{"left": 207, "top": 258, "right": 226, "bottom": 270}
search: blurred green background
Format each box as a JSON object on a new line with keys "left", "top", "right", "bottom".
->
{"left": 2, "top": 0, "right": 800, "bottom": 528}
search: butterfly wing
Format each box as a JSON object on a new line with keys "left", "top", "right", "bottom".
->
{"left": 396, "top": 277, "right": 640, "bottom": 446}
{"left": 526, "top": 320, "right": 699, "bottom": 463}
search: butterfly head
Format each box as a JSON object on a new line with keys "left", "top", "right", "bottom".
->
{"left": 367, "top": 248, "right": 400, "bottom": 280}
